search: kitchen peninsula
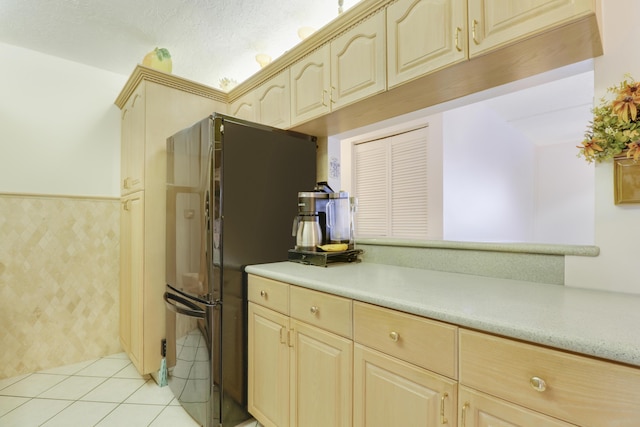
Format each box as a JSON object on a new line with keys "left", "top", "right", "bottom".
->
{"left": 246, "top": 260, "right": 640, "bottom": 426}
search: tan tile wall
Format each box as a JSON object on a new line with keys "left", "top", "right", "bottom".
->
{"left": 0, "top": 194, "right": 121, "bottom": 379}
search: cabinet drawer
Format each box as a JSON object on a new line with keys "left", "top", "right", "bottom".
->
{"left": 459, "top": 329, "right": 640, "bottom": 427}
{"left": 353, "top": 302, "right": 457, "bottom": 378}
{"left": 247, "top": 275, "right": 289, "bottom": 315}
{"left": 290, "top": 286, "right": 352, "bottom": 339}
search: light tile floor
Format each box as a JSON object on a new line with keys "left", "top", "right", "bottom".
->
{"left": 0, "top": 353, "right": 259, "bottom": 427}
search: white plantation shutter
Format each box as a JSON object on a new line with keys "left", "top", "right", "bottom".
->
{"left": 391, "top": 130, "right": 428, "bottom": 238}
{"left": 353, "top": 127, "right": 429, "bottom": 239}
{"left": 354, "top": 139, "right": 388, "bottom": 236}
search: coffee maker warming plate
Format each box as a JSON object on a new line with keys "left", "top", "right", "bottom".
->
{"left": 287, "top": 248, "right": 363, "bottom": 267}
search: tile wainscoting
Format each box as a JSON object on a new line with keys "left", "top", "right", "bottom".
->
{"left": 0, "top": 193, "right": 121, "bottom": 379}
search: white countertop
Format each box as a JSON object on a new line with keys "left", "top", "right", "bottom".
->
{"left": 245, "top": 261, "right": 640, "bottom": 367}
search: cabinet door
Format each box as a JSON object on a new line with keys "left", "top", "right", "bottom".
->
{"left": 353, "top": 344, "right": 457, "bottom": 427}
{"left": 468, "top": 0, "right": 594, "bottom": 57}
{"left": 229, "top": 91, "right": 257, "bottom": 122}
{"left": 290, "top": 44, "right": 331, "bottom": 126}
{"left": 290, "top": 319, "right": 353, "bottom": 427}
{"left": 248, "top": 302, "right": 290, "bottom": 427}
{"left": 256, "top": 70, "right": 291, "bottom": 128}
{"left": 459, "top": 386, "right": 576, "bottom": 427}
{"left": 387, "top": 0, "right": 467, "bottom": 89}
{"left": 331, "top": 11, "right": 386, "bottom": 109}
{"left": 120, "top": 85, "right": 146, "bottom": 195}
{"left": 120, "top": 191, "right": 144, "bottom": 370}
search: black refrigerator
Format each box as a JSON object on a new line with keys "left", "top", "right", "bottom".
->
{"left": 163, "top": 113, "right": 316, "bottom": 426}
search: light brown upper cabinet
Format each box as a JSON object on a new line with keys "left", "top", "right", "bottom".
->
{"left": 468, "top": 0, "right": 595, "bottom": 57}
{"left": 290, "top": 44, "right": 333, "bottom": 126}
{"left": 256, "top": 69, "right": 291, "bottom": 129}
{"left": 291, "top": 11, "right": 386, "bottom": 126}
{"left": 387, "top": 0, "right": 467, "bottom": 89}
{"left": 120, "top": 84, "right": 146, "bottom": 195}
{"left": 330, "top": 10, "right": 387, "bottom": 110}
{"left": 229, "top": 90, "right": 256, "bottom": 122}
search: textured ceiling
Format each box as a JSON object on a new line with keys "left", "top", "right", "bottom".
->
{"left": 0, "top": 0, "right": 358, "bottom": 89}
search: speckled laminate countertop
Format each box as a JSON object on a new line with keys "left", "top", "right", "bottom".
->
{"left": 245, "top": 261, "right": 640, "bottom": 368}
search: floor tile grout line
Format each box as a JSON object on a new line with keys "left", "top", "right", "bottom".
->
{"left": 0, "top": 372, "right": 34, "bottom": 393}
{"left": 0, "top": 395, "right": 34, "bottom": 421}
{"left": 37, "top": 398, "right": 76, "bottom": 427}
{"left": 0, "top": 352, "right": 207, "bottom": 427}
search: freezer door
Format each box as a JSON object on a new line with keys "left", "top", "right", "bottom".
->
{"left": 164, "top": 285, "right": 221, "bottom": 427}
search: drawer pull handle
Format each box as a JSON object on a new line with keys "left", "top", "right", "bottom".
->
{"left": 389, "top": 331, "right": 400, "bottom": 342}
{"left": 260, "top": 290, "right": 267, "bottom": 298}
{"left": 440, "top": 392, "right": 448, "bottom": 424}
{"left": 530, "top": 376, "right": 547, "bottom": 392}
{"left": 310, "top": 306, "right": 319, "bottom": 315}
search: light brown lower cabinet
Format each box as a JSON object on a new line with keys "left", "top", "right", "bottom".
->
{"left": 459, "top": 329, "right": 640, "bottom": 427}
{"left": 247, "top": 276, "right": 353, "bottom": 427}
{"left": 458, "top": 386, "right": 576, "bottom": 427}
{"left": 353, "top": 344, "right": 457, "bottom": 427}
{"left": 119, "top": 191, "right": 144, "bottom": 370}
{"left": 248, "top": 302, "right": 290, "bottom": 427}
{"left": 248, "top": 275, "right": 640, "bottom": 427}
{"left": 290, "top": 319, "right": 352, "bottom": 427}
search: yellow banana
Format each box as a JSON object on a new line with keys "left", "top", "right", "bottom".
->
{"left": 317, "top": 243, "right": 348, "bottom": 252}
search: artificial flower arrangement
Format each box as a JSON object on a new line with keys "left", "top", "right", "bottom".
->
{"left": 578, "top": 75, "right": 640, "bottom": 162}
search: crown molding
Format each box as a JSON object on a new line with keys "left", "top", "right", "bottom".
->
{"left": 114, "top": 64, "right": 227, "bottom": 108}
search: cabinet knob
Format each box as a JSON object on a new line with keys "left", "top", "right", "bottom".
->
{"left": 310, "top": 306, "right": 319, "bottom": 315}
{"left": 530, "top": 376, "right": 547, "bottom": 392}
{"left": 389, "top": 331, "right": 400, "bottom": 342}
{"left": 260, "top": 290, "right": 267, "bottom": 298}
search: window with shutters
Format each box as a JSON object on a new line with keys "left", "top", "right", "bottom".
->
{"left": 353, "top": 126, "right": 431, "bottom": 239}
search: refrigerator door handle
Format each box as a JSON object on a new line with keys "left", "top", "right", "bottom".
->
{"left": 163, "top": 291, "right": 206, "bottom": 318}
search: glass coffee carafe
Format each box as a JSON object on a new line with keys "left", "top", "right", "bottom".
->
{"left": 327, "top": 191, "right": 354, "bottom": 249}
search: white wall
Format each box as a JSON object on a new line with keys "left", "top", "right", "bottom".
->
{"left": 0, "top": 42, "right": 126, "bottom": 197}
{"left": 442, "top": 103, "right": 536, "bottom": 242}
{"left": 565, "top": 0, "right": 640, "bottom": 294}
{"left": 535, "top": 142, "right": 594, "bottom": 245}
{"left": 335, "top": 100, "right": 591, "bottom": 246}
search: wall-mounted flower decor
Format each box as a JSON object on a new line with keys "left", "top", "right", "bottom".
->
{"left": 578, "top": 75, "right": 640, "bottom": 163}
